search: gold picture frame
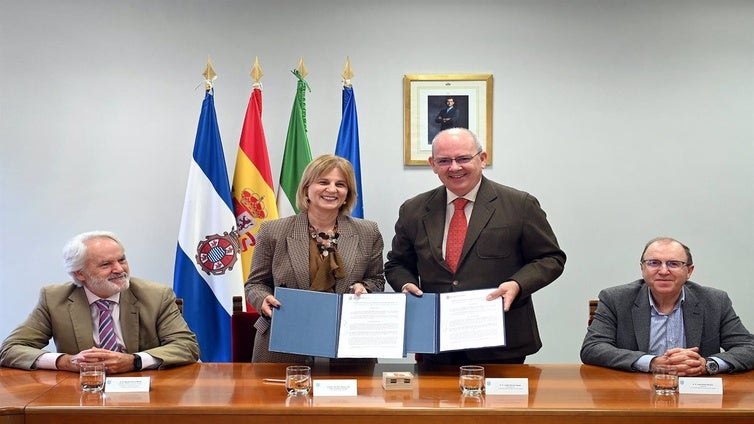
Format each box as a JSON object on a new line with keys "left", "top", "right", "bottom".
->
{"left": 403, "top": 74, "right": 493, "bottom": 166}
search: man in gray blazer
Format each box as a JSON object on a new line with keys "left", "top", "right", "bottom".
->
{"left": 386, "top": 128, "right": 566, "bottom": 365}
{"left": 0, "top": 231, "right": 199, "bottom": 373}
{"left": 581, "top": 237, "right": 754, "bottom": 375}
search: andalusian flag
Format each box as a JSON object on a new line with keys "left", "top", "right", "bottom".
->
{"left": 276, "top": 69, "right": 312, "bottom": 217}
{"left": 232, "top": 83, "right": 278, "bottom": 284}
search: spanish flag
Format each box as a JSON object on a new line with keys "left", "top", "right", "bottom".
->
{"left": 231, "top": 83, "right": 278, "bottom": 292}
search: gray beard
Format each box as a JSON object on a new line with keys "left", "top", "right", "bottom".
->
{"left": 85, "top": 272, "right": 130, "bottom": 298}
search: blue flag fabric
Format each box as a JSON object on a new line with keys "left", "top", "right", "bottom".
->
{"left": 173, "top": 89, "right": 244, "bottom": 362}
{"left": 334, "top": 86, "right": 364, "bottom": 218}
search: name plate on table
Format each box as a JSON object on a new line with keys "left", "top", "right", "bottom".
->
{"left": 105, "top": 377, "right": 151, "bottom": 392}
{"left": 679, "top": 377, "right": 723, "bottom": 395}
{"left": 313, "top": 379, "right": 358, "bottom": 396}
{"left": 485, "top": 378, "right": 528, "bottom": 395}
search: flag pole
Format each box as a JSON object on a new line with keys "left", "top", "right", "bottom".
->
{"left": 174, "top": 58, "right": 243, "bottom": 362}
{"left": 342, "top": 56, "right": 353, "bottom": 87}
{"left": 335, "top": 57, "right": 364, "bottom": 218}
{"left": 276, "top": 57, "right": 313, "bottom": 217}
{"left": 203, "top": 57, "right": 217, "bottom": 91}
{"left": 231, "top": 56, "right": 279, "bottom": 314}
{"left": 250, "top": 56, "right": 263, "bottom": 85}
{"left": 296, "top": 56, "right": 308, "bottom": 79}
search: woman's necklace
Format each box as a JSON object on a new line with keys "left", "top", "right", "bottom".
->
{"left": 309, "top": 222, "right": 339, "bottom": 257}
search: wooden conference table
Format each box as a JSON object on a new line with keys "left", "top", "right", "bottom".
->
{"left": 3, "top": 362, "right": 754, "bottom": 424}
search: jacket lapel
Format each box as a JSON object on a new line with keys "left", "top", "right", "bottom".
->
{"left": 119, "top": 289, "right": 140, "bottom": 353}
{"left": 461, "top": 177, "right": 495, "bottom": 265}
{"left": 682, "top": 286, "right": 703, "bottom": 348}
{"left": 420, "top": 188, "right": 449, "bottom": 269}
{"left": 287, "top": 213, "right": 313, "bottom": 289}
{"left": 632, "top": 283, "right": 652, "bottom": 352}
{"left": 68, "top": 288, "right": 95, "bottom": 351}
{"left": 336, "top": 217, "right": 357, "bottom": 278}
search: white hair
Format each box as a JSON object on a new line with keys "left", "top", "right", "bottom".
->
{"left": 62, "top": 231, "right": 123, "bottom": 285}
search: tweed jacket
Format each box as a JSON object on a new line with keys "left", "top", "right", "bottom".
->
{"left": 0, "top": 278, "right": 200, "bottom": 370}
{"left": 385, "top": 176, "right": 566, "bottom": 362}
{"left": 245, "top": 212, "right": 385, "bottom": 362}
{"left": 581, "top": 279, "right": 754, "bottom": 372}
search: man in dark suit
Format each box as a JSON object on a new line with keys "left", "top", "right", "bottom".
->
{"left": 581, "top": 237, "right": 754, "bottom": 375}
{"left": 385, "top": 128, "right": 566, "bottom": 365}
{"left": 0, "top": 231, "right": 200, "bottom": 373}
{"left": 435, "top": 97, "right": 460, "bottom": 130}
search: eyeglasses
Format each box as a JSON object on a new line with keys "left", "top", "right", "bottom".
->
{"left": 641, "top": 259, "right": 688, "bottom": 270}
{"left": 434, "top": 151, "right": 482, "bottom": 167}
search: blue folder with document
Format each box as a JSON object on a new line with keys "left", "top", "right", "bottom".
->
{"left": 268, "top": 287, "right": 505, "bottom": 358}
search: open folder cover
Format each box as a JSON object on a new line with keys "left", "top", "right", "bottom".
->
{"left": 405, "top": 290, "right": 506, "bottom": 354}
{"left": 269, "top": 287, "right": 341, "bottom": 358}
{"left": 269, "top": 287, "right": 407, "bottom": 358}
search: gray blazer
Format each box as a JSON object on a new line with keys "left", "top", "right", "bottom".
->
{"left": 385, "top": 176, "right": 566, "bottom": 362}
{"left": 245, "top": 213, "right": 385, "bottom": 362}
{"left": 581, "top": 279, "right": 754, "bottom": 372}
{"left": 0, "top": 278, "right": 200, "bottom": 370}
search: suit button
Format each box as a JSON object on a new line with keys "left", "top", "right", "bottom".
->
{"left": 452, "top": 280, "right": 459, "bottom": 286}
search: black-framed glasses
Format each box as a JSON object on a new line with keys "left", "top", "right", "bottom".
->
{"left": 434, "top": 151, "right": 482, "bottom": 167}
{"left": 641, "top": 259, "right": 688, "bottom": 270}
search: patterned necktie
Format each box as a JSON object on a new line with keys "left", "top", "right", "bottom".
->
{"left": 445, "top": 198, "right": 469, "bottom": 273}
{"left": 95, "top": 300, "right": 120, "bottom": 351}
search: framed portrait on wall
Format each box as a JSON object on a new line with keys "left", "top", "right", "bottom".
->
{"left": 403, "top": 74, "right": 493, "bottom": 166}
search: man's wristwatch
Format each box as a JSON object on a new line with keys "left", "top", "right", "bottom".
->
{"left": 705, "top": 357, "right": 719, "bottom": 375}
{"left": 133, "top": 354, "right": 142, "bottom": 371}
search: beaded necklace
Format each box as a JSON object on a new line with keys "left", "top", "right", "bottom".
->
{"left": 309, "top": 222, "right": 339, "bottom": 257}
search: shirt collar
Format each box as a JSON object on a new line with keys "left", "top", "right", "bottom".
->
{"left": 83, "top": 286, "right": 121, "bottom": 305}
{"left": 648, "top": 285, "right": 685, "bottom": 314}
{"left": 446, "top": 179, "right": 482, "bottom": 205}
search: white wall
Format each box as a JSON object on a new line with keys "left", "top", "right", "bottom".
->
{"left": 1, "top": 0, "right": 752, "bottom": 364}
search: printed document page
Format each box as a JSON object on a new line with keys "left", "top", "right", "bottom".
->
{"left": 439, "top": 288, "right": 505, "bottom": 352}
{"left": 337, "top": 293, "right": 406, "bottom": 358}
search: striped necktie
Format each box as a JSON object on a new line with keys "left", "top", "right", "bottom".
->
{"left": 95, "top": 299, "right": 120, "bottom": 351}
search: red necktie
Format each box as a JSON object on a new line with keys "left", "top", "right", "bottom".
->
{"left": 446, "top": 198, "right": 469, "bottom": 273}
{"left": 95, "top": 300, "right": 120, "bottom": 351}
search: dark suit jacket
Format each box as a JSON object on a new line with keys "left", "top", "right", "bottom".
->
{"left": 385, "top": 177, "right": 566, "bottom": 362}
{"left": 581, "top": 279, "right": 754, "bottom": 372}
{"left": 245, "top": 212, "right": 385, "bottom": 362}
{"left": 0, "top": 278, "right": 200, "bottom": 370}
{"left": 435, "top": 106, "right": 460, "bottom": 130}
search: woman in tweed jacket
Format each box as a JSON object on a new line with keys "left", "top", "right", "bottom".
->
{"left": 245, "top": 155, "right": 385, "bottom": 362}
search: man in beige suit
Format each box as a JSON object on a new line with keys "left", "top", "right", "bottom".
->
{"left": 0, "top": 231, "right": 199, "bottom": 373}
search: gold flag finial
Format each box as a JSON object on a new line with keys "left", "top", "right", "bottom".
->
{"left": 203, "top": 57, "right": 217, "bottom": 91}
{"left": 250, "top": 56, "right": 263, "bottom": 84}
{"left": 296, "top": 56, "right": 308, "bottom": 79}
{"left": 341, "top": 57, "right": 354, "bottom": 87}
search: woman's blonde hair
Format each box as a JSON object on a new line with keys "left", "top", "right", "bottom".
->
{"left": 295, "top": 154, "right": 358, "bottom": 214}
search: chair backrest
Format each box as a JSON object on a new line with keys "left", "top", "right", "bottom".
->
{"left": 588, "top": 299, "right": 598, "bottom": 326}
{"left": 175, "top": 298, "right": 184, "bottom": 314}
{"left": 231, "top": 295, "right": 260, "bottom": 362}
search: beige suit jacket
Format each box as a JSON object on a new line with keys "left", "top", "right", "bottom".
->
{"left": 0, "top": 278, "right": 200, "bottom": 370}
{"left": 245, "top": 213, "right": 385, "bottom": 362}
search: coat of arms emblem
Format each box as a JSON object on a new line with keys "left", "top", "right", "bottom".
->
{"left": 195, "top": 229, "right": 240, "bottom": 275}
